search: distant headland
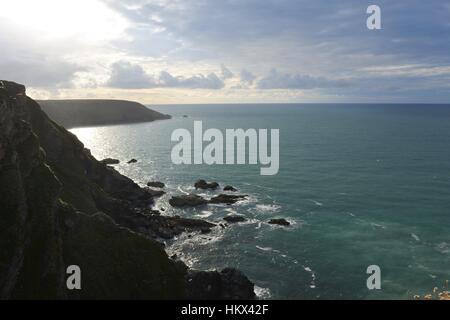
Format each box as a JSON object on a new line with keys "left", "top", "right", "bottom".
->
{"left": 38, "top": 99, "right": 171, "bottom": 128}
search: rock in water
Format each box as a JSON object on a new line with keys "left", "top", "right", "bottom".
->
{"left": 195, "top": 179, "right": 219, "bottom": 190}
{"left": 127, "top": 158, "right": 138, "bottom": 164}
{"left": 223, "top": 215, "right": 247, "bottom": 223}
{"left": 147, "top": 181, "right": 165, "bottom": 188}
{"left": 210, "top": 194, "right": 248, "bottom": 205}
{"left": 268, "top": 218, "right": 291, "bottom": 226}
{"left": 143, "top": 187, "right": 165, "bottom": 197}
{"left": 169, "top": 194, "right": 208, "bottom": 207}
{"left": 223, "top": 185, "right": 237, "bottom": 192}
{"left": 101, "top": 158, "right": 120, "bottom": 165}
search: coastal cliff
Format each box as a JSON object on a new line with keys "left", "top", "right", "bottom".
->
{"left": 38, "top": 99, "right": 171, "bottom": 128}
{"left": 0, "top": 80, "right": 254, "bottom": 299}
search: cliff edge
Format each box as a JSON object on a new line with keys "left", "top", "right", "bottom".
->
{"left": 0, "top": 80, "right": 254, "bottom": 299}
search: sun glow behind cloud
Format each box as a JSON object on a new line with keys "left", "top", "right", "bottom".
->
{"left": 0, "top": 0, "right": 129, "bottom": 43}
{"left": 1, "top": 0, "right": 450, "bottom": 103}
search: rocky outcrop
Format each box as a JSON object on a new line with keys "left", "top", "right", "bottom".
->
{"left": 223, "top": 185, "right": 237, "bottom": 192}
{"left": 210, "top": 194, "right": 248, "bottom": 205}
{"left": 0, "top": 80, "right": 254, "bottom": 300}
{"left": 268, "top": 218, "right": 291, "bottom": 226}
{"left": 38, "top": 99, "right": 171, "bottom": 129}
{"left": 100, "top": 158, "right": 120, "bottom": 165}
{"left": 169, "top": 194, "right": 208, "bottom": 207}
{"left": 143, "top": 187, "right": 165, "bottom": 197}
{"left": 186, "top": 268, "right": 255, "bottom": 300}
{"left": 194, "top": 179, "right": 219, "bottom": 190}
{"left": 147, "top": 181, "right": 165, "bottom": 188}
{"left": 223, "top": 215, "right": 247, "bottom": 223}
{"left": 168, "top": 193, "right": 248, "bottom": 207}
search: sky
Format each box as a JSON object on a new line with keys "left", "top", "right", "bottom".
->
{"left": 0, "top": 0, "right": 450, "bottom": 103}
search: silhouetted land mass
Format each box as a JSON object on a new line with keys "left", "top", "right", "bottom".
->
{"left": 38, "top": 99, "right": 171, "bottom": 128}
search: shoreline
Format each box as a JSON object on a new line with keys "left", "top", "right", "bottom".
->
{"left": 0, "top": 80, "right": 256, "bottom": 299}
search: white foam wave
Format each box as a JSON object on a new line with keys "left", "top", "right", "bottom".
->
{"left": 177, "top": 186, "right": 190, "bottom": 195}
{"left": 411, "top": 233, "right": 420, "bottom": 242}
{"left": 435, "top": 242, "right": 450, "bottom": 254}
{"left": 254, "top": 286, "right": 272, "bottom": 299}
{"left": 308, "top": 199, "right": 323, "bottom": 206}
{"left": 255, "top": 204, "right": 282, "bottom": 213}
{"left": 302, "top": 265, "right": 317, "bottom": 289}
{"left": 256, "top": 245, "right": 273, "bottom": 252}
{"left": 196, "top": 211, "right": 213, "bottom": 218}
{"left": 370, "top": 222, "right": 386, "bottom": 229}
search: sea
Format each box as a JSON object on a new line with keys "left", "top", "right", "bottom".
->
{"left": 70, "top": 103, "right": 450, "bottom": 299}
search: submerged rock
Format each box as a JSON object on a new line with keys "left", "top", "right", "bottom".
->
{"left": 223, "top": 215, "right": 247, "bottom": 223}
{"left": 268, "top": 218, "right": 291, "bottom": 226}
{"left": 223, "top": 185, "right": 237, "bottom": 192}
{"left": 100, "top": 158, "right": 120, "bottom": 165}
{"left": 147, "top": 181, "right": 165, "bottom": 188}
{"left": 169, "top": 194, "right": 208, "bottom": 207}
{"left": 210, "top": 194, "right": 248, "bottom": 205}
{"left": 127, "top": 158, "right": 138, "bottom": 164}
{"left": 195, "top": 179, "right": 219, "bottom": 190}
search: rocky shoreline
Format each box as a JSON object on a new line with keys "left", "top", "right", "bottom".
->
{"left": 0, "top": 80, "right": 255, "bottom": 299}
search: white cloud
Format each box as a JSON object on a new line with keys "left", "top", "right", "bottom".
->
{"left": 106, "top": 60, "right": 224, "bottom": 89}
{"left": 220, "top": 64, "right": 234, "bottom": 79}
{"left": 257, "top": 69, "right": 350, "bottom": 90}
{"left": 108, "top": 61, "right": 156, "bottom": 88}
{"left": 240, "top": 69, "right": 256, "bottom": 85}
{"left": 2, "top": 0, "right": 450, "bottom": 102}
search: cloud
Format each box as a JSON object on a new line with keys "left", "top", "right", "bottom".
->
{"left": 158, "top": 71, "right": 224, "bottom": 89}
{"left": 107, "top": 60, "right": 224, "bottom": 89}
{"left": 257, "top": 69, "right": 350, "bottom": 90}
{"left": 3, "top": 0, "right": 450, "bottom": 101}
{"left": 0, "top": 57, "right": 83, "bottom": 88}
{"left": 108, "top": 61, "right": 156, "bottom": 89}
{"left": 240, "top": 69, "right": 256, "bottom": 85}
{"left": 220, "top": 64, "right": 234, "bottom": 79}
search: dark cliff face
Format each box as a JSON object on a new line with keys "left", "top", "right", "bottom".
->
{"left": 0, "top": 81, "right": 185, "bottom": 299}
{"left": 0, "top": 81, "right": 255, "bottom": 299}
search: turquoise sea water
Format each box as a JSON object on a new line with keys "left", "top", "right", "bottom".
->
{"left": 70, "top": 104, "right": 450, "bottom": 299}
